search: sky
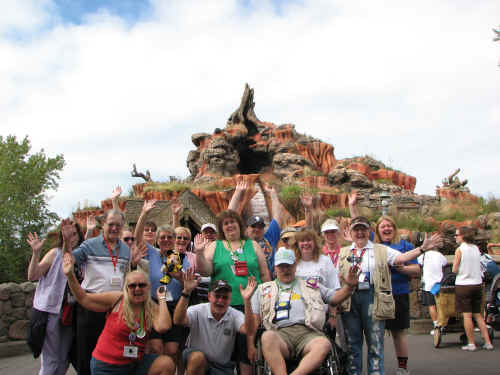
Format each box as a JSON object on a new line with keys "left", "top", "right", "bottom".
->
{"left": 1, "top": 0, "right": 499, "bottom": 218}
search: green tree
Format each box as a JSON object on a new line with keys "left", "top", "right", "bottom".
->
{"left": 0, "top": 135, "right": 65, "bottom": 283}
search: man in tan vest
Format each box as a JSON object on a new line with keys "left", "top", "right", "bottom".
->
{"left": 246, "top": 248, "right": 359, "bottom": 375}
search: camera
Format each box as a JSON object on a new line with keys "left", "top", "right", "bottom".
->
{"left": 346, "top": 255, "right": 362, "bottom": 267}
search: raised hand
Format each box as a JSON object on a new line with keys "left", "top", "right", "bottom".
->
{"left": 131, "top": 242, "right": 148, "bottom": 266}
{"left": 86, "top": 214, "right": 97, "bottom": 231}
{"left": 182, "top": 268, "right": 200, "bottom": 293}
{"left": 235, "top": 179, "right": 249, "bottom": 193}
{"left": 27, "top": 232, "right": 46, "bottom": 254}
{"left": 300, "top": 192, "right": 314, "bottom": 209}
{"left": 171, "top": 199, "right": 183, "bottom": 216}
{"left": 111, "top": 186, "right": 122, "bottom": 200}
{"left": 193, "top": 234, "right": 208, "bottom": 254}
{"left": 142, "top": 199, "right": 157, "bottom": 213}
{"left": 340, "top": 265, "right": 360, "bottom": 289}
{"left": 348, "top": 190, "right": 358, "bottom": 206}
{"left": 62, "top": 252, "right": 75, "bottom": 275}
{"left": 343, "top": 225, "right": 353, "bottom": 242}
{"left": 61, "top": 218, "right": 74, "bottom": 245}
{"left": 240, "top": 276, "right": 257, "bottom": 302}
{"left": 421, "top": 232, "right": 443, "bottom": 251}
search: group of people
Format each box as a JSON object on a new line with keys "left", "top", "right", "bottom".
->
{"left": 26, "top": 185, "right": 495, "bottom": 375}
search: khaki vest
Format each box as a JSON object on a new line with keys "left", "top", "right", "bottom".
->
{"left": 338, "top": 244, "right": 395, "bottom": 320}
{"left": 258, "top": 278, "right": 326, "bottom": 332}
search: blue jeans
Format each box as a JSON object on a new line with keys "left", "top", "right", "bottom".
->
{"left": 90, "top": 354, "right": 158, "bottom": 375}
{"left": 341, "top": 288, "right": 385, "bottom": 375}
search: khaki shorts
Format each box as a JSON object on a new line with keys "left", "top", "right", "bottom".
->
{"left": 276, "top": 324, "right": 327, "bottom": 359}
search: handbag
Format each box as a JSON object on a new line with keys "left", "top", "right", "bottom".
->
{"left": 60, "top": 287, "right": 74, "bottom": 326}
{"left": 27, "top": 308, "right": 49, "bottom": 358}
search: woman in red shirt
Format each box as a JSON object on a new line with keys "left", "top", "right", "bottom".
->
{"left": 62, "top": 244, "right": 174, "bottom": 375}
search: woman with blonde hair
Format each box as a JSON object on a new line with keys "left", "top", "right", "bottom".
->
{"left": 62, "top": 245, "right": 174, "bottom": 375}
{"left": 374, "top": 216, "right": 421, "bottom": 375}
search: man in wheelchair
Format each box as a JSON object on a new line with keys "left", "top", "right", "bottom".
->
{"left": 245, "top": 248, "right": 359, "bottom": 375}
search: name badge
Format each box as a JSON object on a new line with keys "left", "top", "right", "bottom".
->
{"left": 234, "top": 260, "right": 248, "bottom": 276}
{"left": 110, "top": 276, "right": 122, "bottom": 287}
{"left": 123, "top": 345, "right": 138, "bottom": 358}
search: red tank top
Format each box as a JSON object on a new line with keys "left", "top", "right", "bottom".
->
{"left": 92, "top": 302, "right": 149, "bottom": 365}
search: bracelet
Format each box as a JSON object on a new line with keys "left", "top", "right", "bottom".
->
{"left": 181, "top": 292, "right": 191, "bottom": 299}
{"left": 158, "top": 296, "right": 166, "bottom": 301}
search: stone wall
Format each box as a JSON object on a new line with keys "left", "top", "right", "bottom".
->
{"left": 0, "top": 282, "right": 35, "bottom": 343}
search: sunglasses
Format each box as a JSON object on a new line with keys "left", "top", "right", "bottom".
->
{"left": 282, "top": 237, "right": 291, "bottom": 243}
{"left": 251, "top": 224, "right": 265, "bottom": 229}
{"left": 144, "top": 228, "right": 156, "bottom": 233}
{"left": 128, "top": 283, "right": 148, "bottom": 289}
{"left": 176, "top": 236, "right": 190, "bottom": 241}
{"left": 123, "top": 237, "right": 135, "bottom": 242}
{"left": 160, "top": 235, "right": 174, "bottom": 240}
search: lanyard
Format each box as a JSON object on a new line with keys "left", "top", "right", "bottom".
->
{"left": 352, "top": 247, "right": 367, "bottom": 259}
{"left": 275, "top": 279, "right": 296, "bottom": 293}
{"left": 226, "top": 240, "right": 244, "bottom": 262}
{"left": 104, "top": 237, "right": 120, "bottom": 272}
{"left": 129, "top": 305, "right": 145, "bottom": 342}
{"left": 323, "top": 244, "right": 340, "bottom": 267}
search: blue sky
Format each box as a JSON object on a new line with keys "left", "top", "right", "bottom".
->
{"left": 1, "top": 0, "right": 499, "bottom": 218}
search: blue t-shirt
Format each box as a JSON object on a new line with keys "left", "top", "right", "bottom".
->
{"left": 146, "top": 243, "right": 186, "bottom": 301}
{"left": 263, "top": 219, "right": 281, "bottom": 277}
{"left": 383, "top": 239, "right": 417, "bottom": 295}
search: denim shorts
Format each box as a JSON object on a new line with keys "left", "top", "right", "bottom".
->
{"left": 90, "top": 354, "right": 158, "bottom": 375}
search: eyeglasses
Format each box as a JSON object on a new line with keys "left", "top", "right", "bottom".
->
{"left": 144, "top": 228, "right": 156, "bottom": 233}
{"left": 159, "top": 235, "right": 174, "bottom": 240}
{"left": 213, "top": 294, "right": 230, "bottom": 301}
{"left": 106, "top": 223, "right": 122, "bottom": 228}
{"left": 123, "top": 237, "right": 135, "bottom": 242}
{"left": 176, "top": 236, "right": 190, "bottom": 241}
{"left": 128, "top": 283, "right": 148, "bottom": 289}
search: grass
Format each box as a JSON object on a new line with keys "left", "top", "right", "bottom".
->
{"left": 326, "top": 207, "right": 350, "bottom": 217}
{"left": 279, "top": 184, "right": 304, "bottom": 219}
{"left": 143, "top": 181, "right": 191, "bottom": 193}
{"left": 394, "top": 214, "right": 439, "bottom": 232}
{"left": 375, "top": 178, "right": 393, "bottom": 185}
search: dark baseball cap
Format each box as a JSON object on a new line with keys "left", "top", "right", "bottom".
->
{"left": 209, "top": 279, "right": 232, "bottom": 293}
{"left": 247, "top": 216, "right": 265, "bottom": 227}
{"left": 350, "top": 216, "right": 371, "bottom": 230}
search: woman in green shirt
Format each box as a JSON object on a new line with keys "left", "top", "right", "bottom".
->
{"left": 195, "top": 209, "right": 270, "bottom": 374}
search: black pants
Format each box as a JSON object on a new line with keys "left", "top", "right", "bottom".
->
{"left": 75, "top": 304, "right": 106, "bottom": 375}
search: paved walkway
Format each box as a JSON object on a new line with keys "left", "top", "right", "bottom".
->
{"left": 0, "top": 332, "right": 498, "bottom": 375}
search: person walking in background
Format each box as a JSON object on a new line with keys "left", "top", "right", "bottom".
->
{"left": 453, "top": 226, "right": 494, "bottom": 351}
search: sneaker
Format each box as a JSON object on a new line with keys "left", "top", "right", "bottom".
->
{"left": 430, "top": 329, "right": 435, "bottom": 336}
{"left": 482, "top": 343, "right": 494, "bottom": 350}
{"left": 395, "top": 368, "right": 410, "bottom": 375}
{"left": 462, "top": 344, "right": 477, "bottom": 351}
{"left": 474, "top": 327, "right": 480, "bottom": 332}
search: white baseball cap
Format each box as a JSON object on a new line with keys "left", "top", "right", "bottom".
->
{"left": 274, "top": 247, "right": 296, "bottom": 266}
{"left": 201, "top": 223, "right": 217, "bottom": 232}
{"left": 321, "top": 219, "right": 339, "bottom": 232}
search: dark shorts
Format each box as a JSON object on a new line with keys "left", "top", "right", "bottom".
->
{"left": 455, "top": 284, "right": 483, "bottom": 313}
{"left": 231, "top": 305, "right": 250, "bottom": 365}
{"left": 149, "top": 300, "right": 189, "bottom": 343}
{"left": 182, "top": 348, "right": 234, "bottom": 375}
{"left": 385, "top": 293, "right": 410, "bottom": 331}
{"left": 421, "top": 291, "right": 436, "bottom": 306}
{"left": 91, "top": 354, "right": 158, "bottom": 375}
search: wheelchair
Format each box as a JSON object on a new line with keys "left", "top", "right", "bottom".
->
{"left": 253, "top": 324, "right": 346, "bottom": 375}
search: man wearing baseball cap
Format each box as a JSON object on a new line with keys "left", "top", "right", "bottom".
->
{"left": 321, "top": 218, "right": 341, "bottom": 269}
{"left": 174, "top": 269, "right": 255, "bottom": 375}
{"left": 246, "top": 248, "right": 359, "bottom": 375}
{"left": 200, "top": 223, "right": 217, "bottom": 242}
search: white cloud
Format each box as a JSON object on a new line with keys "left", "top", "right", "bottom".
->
{"left": 1, "top": 0, "right": 499, "bottom": 218}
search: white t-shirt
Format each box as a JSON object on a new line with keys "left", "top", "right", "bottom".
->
{"left": 295, "top": 254, "right": 340, "bottom": 291}
{"left": 455, "top": 242, "right": 482, "bottom": 285}
{"left": 349, "top": 241, "right": 401, "bottom": 284}
{"left": 417, "top": 250, "right": 447, "bottom": 291}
